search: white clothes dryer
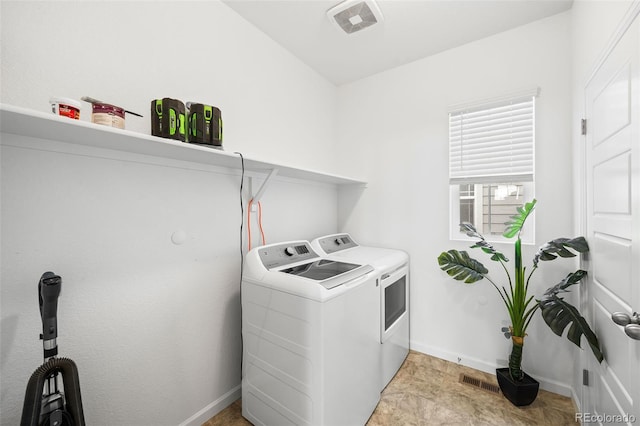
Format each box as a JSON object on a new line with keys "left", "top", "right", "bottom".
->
{"left": 241, "top": 240, "right": 381, "bottom": 426}
{"left": 311, "top": 233, "right": 410, "bottom": 390}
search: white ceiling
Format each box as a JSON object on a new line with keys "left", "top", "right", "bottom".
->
{"left": 222, "top": 0, "right": 573, "bottom": 85}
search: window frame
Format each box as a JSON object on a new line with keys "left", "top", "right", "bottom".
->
{"left": 448, "top": 88, "right": 538, "bottom": 244}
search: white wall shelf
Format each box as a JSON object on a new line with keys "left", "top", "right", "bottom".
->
{"left": 0, "top": 104, "right": 367, "bottom": 186}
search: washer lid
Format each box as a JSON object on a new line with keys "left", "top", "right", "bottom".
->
{"left": 280, "top": 259, "right": 360, "bottom": 281}
{"left": 278, "top": 259, "right": 373, "bottom": 289}
{"left": 250, "top": 240, "right": 374, "bottom": 291}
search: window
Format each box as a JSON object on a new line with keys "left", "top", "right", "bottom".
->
{"left": 449, "top": 89, "right": 537, "bottom": 243}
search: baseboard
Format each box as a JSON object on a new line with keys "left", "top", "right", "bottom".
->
{"left": 571, "top": 386, "right": 582, "bottom": 413}
{"left": 179, "top": 384, "right": 241, "bottom": 426}
{"left": 410, "top": 340, "right": 572, "bottom": 398}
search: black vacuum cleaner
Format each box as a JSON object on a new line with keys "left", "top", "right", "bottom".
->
{"left": 21, "top": 272, "right": 85, "bottom": 426}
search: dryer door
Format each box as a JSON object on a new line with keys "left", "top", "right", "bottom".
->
{"left": 380, "top": 263, "right": 409, "bottom": 343}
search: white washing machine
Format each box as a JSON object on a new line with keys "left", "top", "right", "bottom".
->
{"left": 311, "top": 233, "right": 409, "bottom": 390}
{"left": 241, "top": 240, "right": 381, "bottom": 426}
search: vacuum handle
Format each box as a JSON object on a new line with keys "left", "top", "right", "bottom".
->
{"left": 39, "top": 272, "right": 61, "bottom": 357}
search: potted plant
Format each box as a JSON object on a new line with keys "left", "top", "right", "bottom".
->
{"left": 437, "top": 199, "right": 604, "bottom": 406}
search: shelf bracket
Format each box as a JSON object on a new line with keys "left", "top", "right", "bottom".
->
{"left": 250, "top": 168, "right": 279, "bottom": 207}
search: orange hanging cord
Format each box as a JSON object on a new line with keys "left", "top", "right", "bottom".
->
{"left": 257, "top": 201, "right": 266, "bottom": 246}
{"left": 247, "top": 199, "right": 266, "bottom": 251}
{"left": 247, "top": 199, "right": 253, "bottom": 251}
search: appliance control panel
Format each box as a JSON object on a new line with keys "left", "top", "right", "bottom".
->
{"left": 258, "top": 241, "right": 319, "bottom": 270}
{"left": 316, "top": 233, "right": 359, "bottom": 254}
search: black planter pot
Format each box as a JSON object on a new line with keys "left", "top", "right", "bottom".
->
{"left": 496, "top": 368, "right": 539, "bottom": 406}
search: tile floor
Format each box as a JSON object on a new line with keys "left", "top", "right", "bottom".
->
{"left": 203, "top": 351, "right": 577, "bottom": 426}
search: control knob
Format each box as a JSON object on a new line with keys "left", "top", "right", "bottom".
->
{"left": 284, "top": 247, "right": 296, "bottom": 256}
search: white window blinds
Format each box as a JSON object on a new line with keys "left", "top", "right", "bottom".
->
{"left": 449, "top": 94, "right": 535, "bottom": 184}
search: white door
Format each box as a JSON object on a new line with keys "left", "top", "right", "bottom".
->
{"left": 583, "top": 8, "right": 640, "bottom": 424}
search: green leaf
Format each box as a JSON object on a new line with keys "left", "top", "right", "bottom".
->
{"left": 460, "top": 222, "right": 508, "bottom": 262}
{"left": 503, "top": 199, "right": 537, "bottom": 239}
{"left": 533, "top": 237, "right": 590, "bottom": 267}
{"left": 538, "top": 295, "right": 604, "bottom": 363}
{"left": 437, "top": 250, "right": 488, "bottom": 283}
{"left": 543, "top": 270, "right": 588, "bottom": 296}
{"left": 460, "top": 222, "right": 482, "bottom": 239}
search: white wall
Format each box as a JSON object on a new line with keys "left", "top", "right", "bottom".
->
{"left": 3, "top": 0, "right": 631, "bottom": 423}
{"left": 0, "top": 1, "right": 341, "bottom": 425}
{"left": 569, "top": 0, "right": 636, "bottom": 411}
{"left": 0, "top": 1, "right": 338, "bottom": 174}
{"left": 337, "top": 12, "right": 577, "bottom": 395}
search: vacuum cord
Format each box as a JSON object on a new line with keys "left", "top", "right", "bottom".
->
{"left": 235, "top": 152, "right": 245, "bottom": 375}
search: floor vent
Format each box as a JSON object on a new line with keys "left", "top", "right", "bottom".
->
{"left": 459, "top": 373, "right": 501, "bottom": 395}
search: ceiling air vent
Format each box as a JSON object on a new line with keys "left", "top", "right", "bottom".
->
{"left": 327, "top": 0, "right": 383, "bottom": 35}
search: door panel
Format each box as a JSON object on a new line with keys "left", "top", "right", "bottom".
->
{"left": 593, "top": 152, "right": 631, "bottom": 213}
{"left": 584, "top": 10, "right": 639, "bottom": 424}
{"left": 592, "top": 63, "right": 630, "bottom": 146}
{"left": 592, "top": 233, "right": 632, "bottom": 303}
